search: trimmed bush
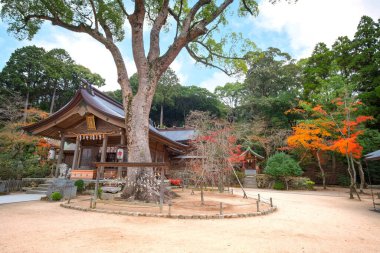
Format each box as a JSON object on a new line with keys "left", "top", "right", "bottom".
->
{"left": 50, "top": 192, "right": 63, "bottom": 201}
{"left": 273, "top": 181, "right": 285, "bottom": 190}
{"left": 74, "top": 179, "right": 85, "bottom": 193}
{"left": 305, "top": 180, "right": 315, "bottom": 190}
{"left": 264, "top": 153, "right": 303, "bottom": 178}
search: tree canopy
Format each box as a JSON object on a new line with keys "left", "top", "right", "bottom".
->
{"left": 0, "top": 45, "right": 105, "bottom": 116}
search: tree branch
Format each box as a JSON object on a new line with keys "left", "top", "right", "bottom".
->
{"left": 115, "top": 0, "right": 130, "bottom": 17}
{"left": 128, "top": 0, "right": 148, "bottom": 77}
{"left": 89, "top": 0, "right": 99, "bottom": 31}
{"left": 197, "top": 0, "right": 233, "bottom": 29}
{"left": 242, "top": 0, "right": 254, "bottom": 15}
{"left": 194, "top": 40, "right": 244, "bottom": 60}
{"left": 183, "top": 0, "right": 211, "bottom": 33}
{"left": 186, "top": 46, "right": 234, "bottom": 75}
{"left": 147, "top": 0, "right": 170, "bottom": 62}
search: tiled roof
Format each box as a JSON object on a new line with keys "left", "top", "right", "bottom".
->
{"left": 157, "top": 129, "right": 195, "bottom": 142}
{"left": 81, "top": 87, "right": 194, "bottom": 143}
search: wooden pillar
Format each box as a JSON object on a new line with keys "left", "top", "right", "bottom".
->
{"left": 92, "top": 165, "right": 100, "bottom": 208}
{"left": 72, "top": 137, "right": 80, "bottom": 170}
{"left": 117, "top": 131, "right": 125, "bottom": 179}
{"left": 100, "top": 135, "right": 108, "bottom": 179}
{"left": 55, "top": 135, "right": 65, "bottom": 177}
{"left": 159, "top": 167, "right": 165, "bottom": 213}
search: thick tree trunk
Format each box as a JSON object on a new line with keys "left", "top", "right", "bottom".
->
{"left": 49, "top": 83, "right": 57, "bottom": 114}
{"left": 23, "top": 90, "right": 29, "bottom": 122}
{"left": 346, "top": 154, "right": 361, "bottom": 200}
{"left": 160, "top": 104, "right": 164, "bottom": 128}
{"left": 121, "top": 75, "right": 161, "bottom": 202}
{"left": 354, "top": 159, "right": 365, "bottom": 193}
{"left": 316, "top": 150, "right": 326, "bottom": 190}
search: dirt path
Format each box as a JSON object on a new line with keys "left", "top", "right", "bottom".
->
{"left": 1, "top": 188, "right": 379, "bottom": 253}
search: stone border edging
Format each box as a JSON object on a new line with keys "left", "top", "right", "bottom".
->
{"left": 60, "top": 203, "right": 277, "bottom": 219}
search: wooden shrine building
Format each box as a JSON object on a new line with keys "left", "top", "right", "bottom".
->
{"left": 240, "top": 147, "right": 264, "bottom": 175}
{"left": 23, "top": 85, "right": 195, "bottom": 180}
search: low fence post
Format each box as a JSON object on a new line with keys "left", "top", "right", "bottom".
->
{"left": 270, "top": 197, "right": 273, "bottom": 207}
{"left": 258, "top": 193, "right": 260, "bottom": 202}
{"left": 219, "top": 202, "right": 223, "bottom": 215}
{"left": 256, "top": 200, "right": 260, "bottom": 212}
{"left": 168, "top": 200, "right": 172, "bottom": 217}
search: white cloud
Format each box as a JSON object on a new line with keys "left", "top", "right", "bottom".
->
{"left": 255, "top": 0, "right": 380, "bottom": 58}
{"left": 33, "top": 28, "right": 136, "bottom": 91}
{"left": 199, "top": 71, "right": 238, "bottom": 93}
{"left": 170, "top": 57, "right": 190, "bottom": 85}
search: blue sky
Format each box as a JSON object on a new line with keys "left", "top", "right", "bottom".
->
{"left": 1, "top": 0, "right": 380, "bottom": 92}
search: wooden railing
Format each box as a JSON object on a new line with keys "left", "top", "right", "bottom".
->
{"left": 93, "top": 162, "right": 169, "bottom": 168}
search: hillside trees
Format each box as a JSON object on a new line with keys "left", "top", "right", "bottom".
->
{"left": 106, "top": 68, "right": 226, "bottom": 127}
{"left": 0, "top": 46, "right": 105, "bottom": 121}
{"left": 239, "top": 47, "right": 302, "bottom": 128}
{"left": 301, "top": 16, "right": 380, "bottom": 128}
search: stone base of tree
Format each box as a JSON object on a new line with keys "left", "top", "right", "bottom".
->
{"left": 60, "top": 202, "right": 277, "bottom": 219}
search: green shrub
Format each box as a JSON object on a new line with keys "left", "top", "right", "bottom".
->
{"left": 273, "top": 181, "right": 285, "bottom": 190}
{"left": 97, "top": 188, "right": 103, "bottom": 199}
{"left": 264, "top": 153, "right": 303, "bottom": 178}
{"left": 50, "top": 192, "right": 63, "bottom": 201}
{"left": 337, "top": 174, "right": 350, "bottom": 187}
{"left": 74, "top": 179, "right": 85, "bottom": 193}
{"left": 305, "top": 180, "right": 315, "bottom": 190}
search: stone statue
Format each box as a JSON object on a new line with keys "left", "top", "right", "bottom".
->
{"left": 57, "top": 163, "right": 71, "bottom": 179}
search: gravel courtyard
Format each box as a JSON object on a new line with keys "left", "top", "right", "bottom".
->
{"left": 1, "top": 188, "right": 379, "bottom": 253}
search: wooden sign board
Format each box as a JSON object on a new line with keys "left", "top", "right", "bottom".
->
{"left": 86, "top": 114, "right": 96, "bottom": 131}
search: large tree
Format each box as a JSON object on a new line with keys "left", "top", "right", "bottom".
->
{"left": 240, "top": 47, "right": 302, "bottom": 127}
{"left": 0, "top": 0, "right": 287, "bottom": 200}
{"left": 0, "top": 46, "right": 46, "bottom": 121}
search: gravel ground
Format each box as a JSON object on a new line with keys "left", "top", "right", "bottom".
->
{"left": 0, "top": 187, "right": 379, "bottom": 253}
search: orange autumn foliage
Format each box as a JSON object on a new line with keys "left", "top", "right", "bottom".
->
{"left": 330, "top": 132, "right": 363, "bottom": 159}
{"left": 312, "top": 105, "right": 327, "bottom": 115}
{"left": 287, "top": 122, "right": 331, "bottom": 152}
{"left": 288, "top": 99, "right": 373, "bottom": 160}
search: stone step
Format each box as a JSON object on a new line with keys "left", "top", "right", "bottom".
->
{"left": 244, "top": 176, "right": 257, "bottom": 188}
{"left": 38, "top": 183, "right": 53, "bottom": 188}
{"left": 35, "top": 187, "right": 49, "bottom": 191}
{"left": 26, "top": 189, "right": 48, "bottom": 195}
